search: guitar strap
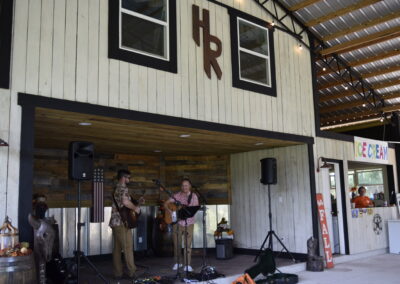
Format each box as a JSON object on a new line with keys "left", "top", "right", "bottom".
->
{"left": 111, "top": 190, "right": 121, "bottom": 213}
{"left": 188, "top": 192, "right": 193, "bottom": 205}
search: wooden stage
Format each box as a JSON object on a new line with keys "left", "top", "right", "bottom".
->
{"left": 78, "top": 252, "right": 297, "bottom": 283}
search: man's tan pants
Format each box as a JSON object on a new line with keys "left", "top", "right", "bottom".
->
{"left": 173, "top": 224, "right": 194, "bottom": 266}
{"left": 112, "top": 225, "right": 136, "bottom": 277}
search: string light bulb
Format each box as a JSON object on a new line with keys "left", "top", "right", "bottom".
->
{"left": 298, "top": 43, "right": 303, "bottom": 50}
{"left": 322, "top": 67, "right": 326, "bottom": 71}
{"left": 380, "top": 112, "right": 385, "bottom": 122}
{"left": 344, "top": 86, "right": 348, "bottom": 90}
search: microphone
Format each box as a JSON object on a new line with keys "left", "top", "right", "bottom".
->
{"left": 192, "top": 185, "right": 206, "bottom": 204}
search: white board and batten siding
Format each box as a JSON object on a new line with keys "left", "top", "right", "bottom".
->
{"left": 0, "top": 0, "right": 314, "bottom": 226}
{"left": 0, "top": 88, "right": 12, "bottom": 221}
{"left": 230, "top": 144, "right": 313, "bottom": 254}
{"left": 315, "top": 137, "right": 399, "bottom": 254}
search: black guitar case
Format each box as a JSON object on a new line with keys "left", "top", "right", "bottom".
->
{"left": 245, "top": 249, "right": 276, "bottom": 279}
{"left": 256, "top": 273, "right": 299, "bottom": 284}
{"left": 245, "top": 249, "right": 299, "bottom": 284}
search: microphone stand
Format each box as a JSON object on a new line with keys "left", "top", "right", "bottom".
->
{"left": 153, "top": 179, "right": 192, "bottom": 280}
{"left": 158, "top": 188, "right": 183, "bottom": 279}
{"left": 193, "top": 187, "right": 208, "bottom": 270}
{"left": 193, "top": 186, "right": 214, "bottom": 282}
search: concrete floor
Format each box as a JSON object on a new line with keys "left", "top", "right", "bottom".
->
{"left": 295, "top": 253, "right": 400, "bottom": 284}
{"left": 219, "top": 251, "right": 400, "bottom": 284}
{"left": 78, "top": 251, "right": 400, "bottom": 284}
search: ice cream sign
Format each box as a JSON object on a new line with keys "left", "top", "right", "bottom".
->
{"left": 354, "top": 136, "right": 389, "bottom": 164}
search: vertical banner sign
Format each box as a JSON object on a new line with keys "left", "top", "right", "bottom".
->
{"left": 192, "top": 4, "right": 223, "bottom": 80}
{"left": 354, "top": 136, "right": 389, "bottom": 164}
{"left": 316, "top": 193, "right": 334, "bottom": 268}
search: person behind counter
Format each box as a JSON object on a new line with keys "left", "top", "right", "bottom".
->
{"left": 352, "top": 186, "right": 374, "bottom": 208}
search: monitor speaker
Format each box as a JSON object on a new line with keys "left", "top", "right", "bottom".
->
{"left": 68, "top": 141, "right": 94, "bottom": 180}
{"left": 260, "top": 158, "right": 277, "bottom": 185}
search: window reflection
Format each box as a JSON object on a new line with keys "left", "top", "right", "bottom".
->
{"left": 120, "top": 0, "right": 169, "bottom": 60}
{"left": 237, "top": 18, "right": 271, "bottom": 87}
{"left": 122, "top": 0, "right": 167, "bottom": 21}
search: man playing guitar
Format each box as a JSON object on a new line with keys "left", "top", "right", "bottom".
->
{"left": 164, "top": 178, "right": 199, "bottom": 272}
{"left": 109, "top": 169, "right": 143, "bottom": 280}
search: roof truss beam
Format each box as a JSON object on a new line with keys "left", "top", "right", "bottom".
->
{"left": 317, "top": 49, "right": 400, "bottom": 77}
{"left": 320, "top": 26, "right": 400, "bottom": 56}
{"left": 320, "top": 100, "right": 371, "bottom": 114}
{"left": 319, "top": 79, "right": 400, "bottom": 103}
{"left": 288, "top": 0, "right": 322, "bottom": 12}
{"left": 348, "top": 49, "right": 400, "bottom": 67}
{"left": 318, "top": 53, "right": 384, "bottom": 106}
{"left": 320, "top": 91, "right": 400, "bottom": 114}
{"left": 322, "top": 12, "right": 400, "bottom": 42}
{"left": 320, "top": 103, "right": 400, "bottom": 125}
{"left": 305, "top": 0, "right": 382, "bottom": 27}
{"left": 318, "top": 65, "right": 400, "bottom": 90}
{"left": 253, "top": 0, "right": 310, "bottom": 44}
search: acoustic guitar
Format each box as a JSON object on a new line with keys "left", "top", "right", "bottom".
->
{"left": 116, "top": 190, "right": 145, "bottom": 229}
{"left": 153, "top": 179, "right": 181, "bottom": 225}
{"left": 153, "top": 179, "right": 201, "bottom": 225}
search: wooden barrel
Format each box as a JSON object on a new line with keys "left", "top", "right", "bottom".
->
{"left": 0, "top": 254, "right": 36, "bottom": 284}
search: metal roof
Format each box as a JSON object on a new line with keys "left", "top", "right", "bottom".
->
{"left": 273, "top": 0, "right": 400, "bottom": 129}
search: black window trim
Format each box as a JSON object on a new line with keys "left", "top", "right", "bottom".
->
{"left": 229, "top": 9, "right": 277, "bottom": 97}
{"left": 0, "top": 0, "right": 13, "bottom": 89}
{"left": 108, "top": 0, "right": 177, "bottom": 73}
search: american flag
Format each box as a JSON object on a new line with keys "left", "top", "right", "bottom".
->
{"left": 90, "top": 168, "right": 104, "bottom": 223}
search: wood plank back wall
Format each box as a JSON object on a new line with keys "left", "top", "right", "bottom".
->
{"left": 33, "top": 149, "right": 230, "bottom": 208}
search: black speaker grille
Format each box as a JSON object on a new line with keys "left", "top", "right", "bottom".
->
{"left": 69, "top": 141, "right": 94, "bottom": 180}
{"left": 260, "top": 158, "right": 277, "bottom": 185}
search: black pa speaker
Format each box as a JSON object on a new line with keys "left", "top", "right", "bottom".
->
{"left": 68, "top": 141, "right": 94, "bottom": 180}
{"left": 260, "top": 158, "right": 277, "bottom": 185}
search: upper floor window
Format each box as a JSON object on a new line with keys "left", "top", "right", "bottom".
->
{"left": 120, "top": 0, "right": 168, "bottom": 59}
{"left": 237, "top": 18, "right": 270, "bottom": 87}
{"left": 229, "top": 10, "right": 276, "bottom": 96}
{"left": 109, "top": 0, "right": 177, "bottom": 73}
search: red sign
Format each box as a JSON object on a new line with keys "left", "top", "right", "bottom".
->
{"left": 316, "top": 193, "right": 334, "bottom": 268}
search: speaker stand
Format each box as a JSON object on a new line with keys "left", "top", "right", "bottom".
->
{"left": 255, "top": 184, "right": 296, "bottom": 264}
{"left": 75, "top": 180, "right": 109, "bottom": 284}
